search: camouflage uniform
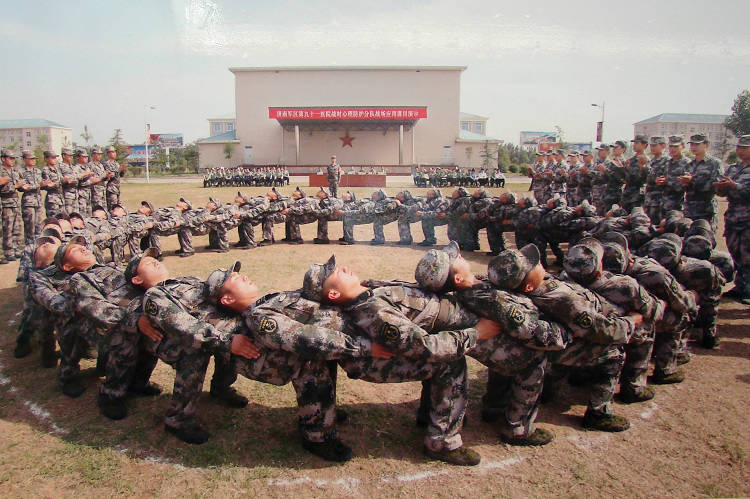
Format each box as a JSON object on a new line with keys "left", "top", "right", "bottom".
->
{"left": 484, "top": 196, "right": 519, "bottom": 255}
{"left": 446, "top": 189, "right": 477, "bottom": 251}
{"left": 531, "top": 162, "right": 552, "bottom": 205}
{"left": 341, "top": 198, "right": 375, "bottom": 243}
{"left": 644, "top": 154, "right": 668, "bottom": 224}
{"left": 685, "top": 155, "right": 723, "bottom": 231}
{"left": 550, "top": 162, "right": 568, "bottom": 198}
{"left": 621, "top": 155, "right": 647, "bottom": 212}
{"left": 88, "top": 159, "right": 107, "bottom": 210}
{"left": 0, "top": 163, "right": 23, "bottom": 259}
{"left": 103, "top": 159, "right": 123, "bottom": 210}
{"left": 395, "top": 191, "right": 423, "bottom": 244}
{"left": 123, "top": 212, "right": 154, "bottom": 258}
{"left": 261, "top": 195, "right": 289, "bottom": 242}
{"left": 236, "top": 195, "right": 270, "bottom": 247}
{"left": 717, "top": 155, "right": 750, "bottom": 298}
{"left": 602, "top": 160, "right": 626, "bottom": 215}
{"left": 316, "top": 196, "right": 343, "bottom": 241}
{"left": 150, "top": 206, "right": 185, "bottom": 254}
{"left": 58, "top": 159, "right": 79, "bottom": 215}
{"left": 514, "top": 200, "right": 548, "bottom": 266}
{"left": 575, "top": 164, "right": 594, "bottom": 205}
{"left": 419, "top": 192, "right": 449, "bottom": 245}
{"left": 19, "top": 165, "right": 43, "bottom": 243}
{"left": 326, "top": 162, "right": 341, "bottom": 198}
{"left": 41, "top": 162, "right": 65, "bottom": 218}
{"left": 662, "top": 155, "right": 689, "bottom": 212}
{"left": 285, "top": 195, "right": 324, "bottom": 241}
{"left": 591, "top": 160, "right": 609, "bottom": 215}
{"left": 370, "top": 191, "right": 400, "bottom": 244}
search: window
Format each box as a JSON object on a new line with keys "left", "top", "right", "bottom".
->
{"left": 226, "top": 122, "right": 234, "bottom": 131}
{"left": 213, "top": 123, "right": 221, "bottom": 132}
{"left": 460, "top": 122, "right": 470, "bottom": 131}
{"left": 26, "top": 141, "right": 31, "bottom": 147}
{"left": 472, "top": 122, "right": 485, "bottom": 135}
{"left": 26, "top": 131, "right": 30, "bottom": 137}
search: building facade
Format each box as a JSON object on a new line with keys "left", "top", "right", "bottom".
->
{"left": 197, "top": 66, "right": 500, "bottom": 172}
{"left": 633, "top": 113, "right": 736, "bottom": 158}
{"left": 0, "top": 119, "right": 73, "bottom": 153}
{"left": 207, "top": 115, "right": 236, "bottom": 137}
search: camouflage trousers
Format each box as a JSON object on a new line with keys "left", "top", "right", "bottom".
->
{"left": 621, "top": 336, "right": 654, "bottom": 396}
{"left": 601, "top": 192, "right": 622, "bottom": 215}
{"left": 1, "top": 205, "right": 22, "bottom": 259}
{"left": 92, "top": 189, "right": 106, "bottom": 212}
{"left": 397, "top": 211, "right": 420, "bottom": 244}
{"left": 420, "top": 217, "right": 447, "bottom": 244}
{"left": 77, "top": 191, "right": 92, "bottom": 217}
{"left": 237, "top": 220, "right": 258, "bottom": 247}
{"left": 577, "top": 188, "right": 592, "bottom": 206}
{"left": 262, "top": 213, "right": 286, "bottom": 241}
{"left": 342, "top": 211, "right": 374, "bottom": 242}
{"left": 486, "top": 225, "right": 507, "bottom": 254}
{"left": 63, "top": 193, "right": 77, "bottom": 216}
{"left": 652, "top": 309, "right": 691, "bottom": 377}
{"left": 684, "top": 199, "right": 718, "bottom": 232}
{"left": 287, "top": 214, "right": 318, "bottom": 241}
{"left": 16, "top": 299, "right": 56, "bottom": 353}
{"left": 533, "top": 187, "right": 550, "bottom": 205}
{"left": 106, "top": 190, "right": 120, "bottom": 212}
{"left": 372, "top": 214, "right": 399, "bottom": 243}
{"left": 339, "top": 356, "right": 468, "bottom": 452}
{"left": 645, "top": 204, "right": 662, "bottom": 225}
{"left": 447, "top": 220, "right": 478, "bottom": 251}
{"left": 725, "top": 227, "right": 750, "bottom": 295}
{"left": 469, "top": 335, "right": 546, "bottom": 434}
{"left": 328, "top": 180, "right": 339, "bottom": 199}
{"left": 547, "top": 341, "right": 625, "bottom": 416}
{"left": 661, "top": 195, "right": 684, "bottom": 213}
{"left": 57, "top": 320, "right": 140, "bottom": 399}
{"left": 316, "top": 215, "right": 337, "bottom": 241}
{"left": 620, "top": 189, "right": 644, "bottom": 213}
{"left": 234, "top": 349, "right": 336, "bottom": 443}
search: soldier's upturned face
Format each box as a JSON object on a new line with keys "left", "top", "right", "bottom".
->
{"left": 523, "top": 263, "right": 546, "bottom": 293}
{"left": 220, "top": 273, "right": 259, "bottom": 311}
{"left": 266, "top": 191, "right": 278, "bottom": 200}
{"left": 136, "top": 257, "right": 168, "bottom": 288}
{"left": 517, "top": 198, "right": 526, "bottom": 209}
{"left": 292, "top": 191, "right": 303, "bottom": 199}
{"left": 63, "top": 244, "right": 96, "bottom": 271}
{"left": 234, "top": 195, "right": 244, "bottom": 205}
{"left": 71, "top": 217, "right": 84, "bottom": 229}
{"left": 426, "top": 190, "right": 435, "bottom": 200}
{"left": 93, "top": 210, "right": 107, "bottom": 220}
{"left": 176, "top": 201, "right": 189, "bottom": 211}
{"left": 112, "top": 206, "right": 126, "bottom": 217}
{"left": 343, "top": 193, "right": 352, "bottom": 202}
{"left": 138, "top": 205, "right": 152, "bottom": 215}
{"left": 324, "top": 266, "right": 360, "bottom": 301}
{"left": 450, "top": 257, "right": 474, "bottom": 290}
{"left": 34, "top": 242, "right": 59, "bottom": 269}
{"left": 58, "top": 219, "right": 73, "bottom": 232}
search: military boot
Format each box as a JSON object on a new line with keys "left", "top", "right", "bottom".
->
{"left": 397, "top": 238, "right": 413, "bottom": 246}
{"left": 650, "top": 370, "right": 685, "bottom": 385}
{"left": 128, "top": 382, "right": 162, "bottom": 397}
{"left": 40, "top": 344, "right": 58, "bottom": 368}
{"left": 166, "top": 422, "right": 210, "bottom": 445}
{"left": 302, "top": 437, "right": 352, "bottom": 462}
{"left": 582, "top": 409, "right": 630, "bottom": 432}
{"left": 701, "top": 327, "right": 719, "bottom": 349}
{"left": 210, "top": 386, "right": 249, "bottom": 408}
{"left": 618, "top": 386, "right": 655, "bottom": 404}
{"left": 13, "top": 341, "right": 32, "bottom": 359}
{"left": 61, "top": 377, "right": 86, "bottom": 398}
{"left": 423, "top": 445, "right": 481, "bottom": 466}
{"left": 417, "top": 239, "right": 435, "bottom": 247}
{"left": 500, "top": 427, "right": 554, "bottom": 447}
{"left": 98, "top": 394, "right": 128, "bottom": 420}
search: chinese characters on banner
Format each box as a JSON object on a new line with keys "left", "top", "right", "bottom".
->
{"left": 269, "top": 107, "right": 428, "bottom": 120}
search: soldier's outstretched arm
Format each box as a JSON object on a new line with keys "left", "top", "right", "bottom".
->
{"left": 70, "top": 274, "right": 129, "bottom": 330}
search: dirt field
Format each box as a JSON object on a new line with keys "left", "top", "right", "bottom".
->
{"left": 0, "top": 180, "right": 747, "bottom": 498}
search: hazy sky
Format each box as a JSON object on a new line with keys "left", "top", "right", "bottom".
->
{"left": 2, "top": 0, "right": 748, "bottom": 146}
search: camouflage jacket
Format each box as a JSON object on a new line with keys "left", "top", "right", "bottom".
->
{"left": 626, "top": 256, "right": 697, "bottom": 315}
{"left": 0, "top": 165, "right": 22, "bottom": 207}
{"left": 419, "top": 194, "right": 450, "bottom": 220}
{"left": 41, "top": 164, "right": 65, "bottom": 207}
{"left": 18, "top": 166, "right": 43, "bottom": 208}
{"left": 674, "top": 256, "right": 725, "bottom": 295}
{"left": 326, "top": 163, "right": 341, "bottom": 181}
{"left": 58, "top": 162, "right": 78, "bottom": 195}
{"left": 103, "top": 159, "right": 122, "bottom": 194}
{"left": 644, "top": 155, "right": 668, "bottom": 206}
{"left": 718, "top": 161, "right": 750, "bottom": 227}
{"left": 29, "top": 265, "right": 74, "bottom": 317}
{"left": 88, "top": 161, "right": 107, "bottom": 199}
{"left": 622, "top": 155, "right": 648, "bottom": 196}
{"left": 153, "top": 206, "right": 184, "bottom": 234}
{"left": 685, "top": 155, "right": 723, "bottom": 203}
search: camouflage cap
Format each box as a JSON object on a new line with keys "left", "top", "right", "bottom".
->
{"left": 295, "top": 186, "right": 306, "bottom": 197}
{"left": 454, "top": 187, "right": 469, "bottom": 197}
{"left": 43, "top": 149, "right": 59, "bottom": 158}
{"left": 110, "top": 203, "right": 125, "bottom": 213}
{"left": 415, "top": 241, "right": 461, "bottom": 292}
{"left": 602, "top": 241, "right": 628, "bottom": 274}
{"left": 599, "top": 231, "right": 630, "bottom": 254}
{"left": 595, "top": 144, "right": 610, "bottom": 151}
{"left": 631, "top": 134, "right": 649, "bottom": 144}
{"left": 61, "top": 147, "right": 74, "bottom": 156}
{"left": 67, "top": 211, "right": 84, "bottom": 221}
{"left": 579, "top": 199, "right": 597, "bottom": 217}
{"left": 302, "top": 255, "right": 336, "bottom": 301}
{"left": 21, "top": 150, "right": 37, "bottom": 159}
{"left": 179, "top": 197, "right": 193, "bottom": 210}
{"left": 92, "top": 205, "right": 107, "bottom": 214}
{"left": 647, "top": 238, "right": 681, "bottom": 270}
{"left": 582, "top": 149, "right": 593, "bottom": 156}
{"left": 40, "top": 226, "right": 63, "bottom": 239}
{"left": 613, "top": 140, "right": 627, "bottom": 149}
{"left": 659, "top": 232, "right": 684, "bottom": 248}
{"left": 54, "top": 235, "right": 88, "bottom": 270}
{"left": 372, "top": 189, "right": 387, "bottom": 200}
{"left": 124, "top": 247, "right": 160, "bottom": 284}
{"left": 519, "top": 195, "right": 537, "bottom": 207}
{"left": 650, "top": 136, "right": 666, "bottom": 145}
{"left": 629, "top": 226, "right": 653, "bottom": 249}
{"left": 668, "top": 136, "right": 684, "bottom": 146}
{"left": 90, "top": 147, "right": 103, "bottom": 154}
{"left": 105, "top": 145, "right": 116, "bottom": 153}
{"left": 0, "top": 148, "right": 18, "bottom": 158}
{"left": 204, "top": 261, "right": 242, "bottom": 304}
{"left": 674, "top": 217, "right": 693, "bottom": 236}
{"left": 682, "top": 235, "right": 712, "bottom": 260}
{"left": 35, "top": 235, "right": 59, "bottom": 248}
{"left": 208, "top": 197, "right": 221, "bottom": 208}
{"left": 563, "top": 238, "right": 605, "bottom": 284}
{"left": 688, "top": 133, "right": 709, "bottom": 144}
{"left": 75, "top": 148, "right": 88, "bottom": 157}
{"left": 488, "top": 244, "right": 540, "bottom": 290}
{"left": 738, "top": 134, "right": 750, "bottom": 147}
{"left": 140, "top": 200, "right": 155, "bottom": 213}
{"left": 567, "top": 150, "right": 580, "bottom": 156}
{"left": 686, "top": 219, "right": 715, "bottom": 247}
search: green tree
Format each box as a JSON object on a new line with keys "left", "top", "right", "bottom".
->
{"left": 223, "top": 142, "right": 234, "bottom": 161}
{"left": 80, "top": 125, "right": 93, "bottom": 147}
{"left": 480, "top": 141, "right": 498, "bottom": 171}
{"left": 108, "top": 128, "right": 130, "bottom": 162}
{"left": 497, "top": 145, "right": 511, "bottom": 172}
{"left": 37, "top": 134, "right": 49, "bottom": 151}
{"left": 725, "top": 90, "right": 750, "bottom": 138}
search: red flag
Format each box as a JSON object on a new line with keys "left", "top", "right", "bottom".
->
{"left": 596, "top": 122, "right": 603, "bottom": 142}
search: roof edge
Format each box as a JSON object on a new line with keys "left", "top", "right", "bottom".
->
{"left": 230, "top": 66, "right": 467, "bottom": 73}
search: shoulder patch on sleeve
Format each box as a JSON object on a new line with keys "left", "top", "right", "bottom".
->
{"left": 670, "top": 278, "right": 679, "bottom": 293}
{"left": 507, "top": 305, "right": 526, "bottom": 326}
{"left": 259, "top": 316, "right": 278, "bottom": 334}
{"left": 574, "top": 311, "right": 593, "bottom": 328}
{"left": 545, "top": 280, "right": 559, "bottom": 292}
{"left": 378, "top": 323, "right": 400, "bottom": 342}
{"left": 144, "top": 298, "right": 159, "bottom": 316}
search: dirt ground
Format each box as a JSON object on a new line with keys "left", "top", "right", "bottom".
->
{"left": 0, "top": 180, "right": 747, "bottom": 498}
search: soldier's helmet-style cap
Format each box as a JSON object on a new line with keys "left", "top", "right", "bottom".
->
{"left": 602, "top": 240, "right": 628, "bottom": 274}
{"left": 105, "top": 145, "right": 116, "bottom": 153}
{"left": 488, "top": 244, "right": 540, "bottom": 290}
{"left": 688, "top": 133, "right": 709, "bottom": 144}
{"left": 415, "top": 241, "right": 461, "bottom": 291}
{"left": 41, "top": 226, "right": 63, "bottom": 239}
{"left": 75, "top": 148, "right": 89, "bottom": 157}
{"left": 682, "top": 235, "right": 712, "bottom": 260}
{"left": 179, "top": 197, "right": 193, "bottom": 210}
{"left": 612, "top": 140, "right": 628, "bottom": 149}
{"left": 650, "top": 136, "right": 666, "bottom": 145}
{"left": 647, "top": 238, "right": 681, "bottom": 270}
{"left": 207, "top": 197, "right": 220, "bottom": 207}
{"left": 631, "top": 134, "right": 649, "bottom": 144}
{"left": 595, "top": 144, "right": 610, "bottom": 151}
{"left": 738, "top": 134, "right": 750, "bottom": 147}
{"left": 21, "top": 150, "right": 37, "bottom": 159}
{"left": 454, "top": 187, "right": 469, "bottom": 197}
{"left": 295, "top": 186, "right": 306, "bottom": 197}
{"left": 91, "top": 146, "right": 103, "bottom": 154}
{"left": 92, "top": 205, "right": 107, "bottom": 213}
{"left": 1, "top": 148, "right": 18, "bottom": 158}
{"left": 43, "top": 149, "right": 59, "bottom": 158}
{"left": 372, "top": 189, "right": 387, "bottom": 200}
{"left": 302, "top": 255, "right": 337, "bottom": 301}
{"left": 599, "top": 231, "right": 630, "bottom": 254}
{"left": 668, "top": 136, "right": 684, "bottom": 146}
{"left": 61, "top": 147, "right": 74, "bottom": 155}
{"left": 124, "top": 247, "right": 160, "bottom": 283}
{"left": 204, "top": 261, "right": 242, "bottom": 303}
{"left": 346, "top": 190, "right": 356, "bottom": 201}
{"left": 563, "top": 238, "right": 605, "bottom": 284}
{"left": 141, "top": 200, "right": 155, "bottom": 213}
{"left": 54, "top": 235, "right": 88, "bottom": 270}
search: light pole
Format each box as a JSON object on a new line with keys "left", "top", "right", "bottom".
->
{"left": 144, "top": 105, "right": 156, "bottom": 183}
{"left": 591, "top": 101, "right": 605, "bottom": 143}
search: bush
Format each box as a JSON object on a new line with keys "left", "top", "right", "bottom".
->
{"left": 508, "top": 164, "right": 519, "bottom": 173}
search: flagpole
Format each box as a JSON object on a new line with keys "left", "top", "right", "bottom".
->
{"left": 145, "top": 123, "right": 150, "bottom": 183}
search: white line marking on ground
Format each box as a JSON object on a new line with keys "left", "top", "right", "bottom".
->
{"left": 640, "top": 402, "right": 658, "bottom": 420}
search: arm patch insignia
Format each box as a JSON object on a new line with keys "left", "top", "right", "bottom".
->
{"left": 144, "top": 298, "right": 159, "bottom": 316}
{"left": 508, "top": 306, "right": 526, "bottom": 325}
{"left": 259, "top": 317, "right": 278, "bottom": 334}
{"left": 545, "top": 280, "right": 559, "bottom": 292}
{"left": 378, "top": 323, "right": 400, "bottom": 342}
{"left": 575, "top": 312, "right": 593, "bottom": 328}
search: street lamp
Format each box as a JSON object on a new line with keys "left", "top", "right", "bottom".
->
{"left": 591, "top": 101, "right": 605, "bottom": 143}
{"left": 144, "top": 105, "right": 156, "bottom": 183}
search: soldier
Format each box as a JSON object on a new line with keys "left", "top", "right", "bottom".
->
{"left": 339, "top": 192, "right": 375, "bottom": 245}
{"left": 74, "top": 149, "right": 95, "bottom": 216}
{"left": 715, "top": 135, "right": 750, "bottom": 304}
{"left": 489, "top": 244, "right": 642, "bottom": 432}
{"left": 370, "top": 189, "right": 400, "bottom": 245}
{"left": 620, "top": 135, "right": 648, "bottom": 211}
{"left": 446, "top": 187, "right": 477, "bottom": 251}
{"left": 103, "top": 145, "right": 126, "bottom": 210}
{"left": 0, "top": 148, "right": 24, "bottom": 262}
{"left": 41, "top": 150, "right": 65, "bottom": 218}
{"left": 591, "top": 144, "right": 611, "bottom": 215}
{"left": 681, "top": 133, "right": 723, "bottom": 231}
{"left": 314, "top": 188, "right": 343, "bottom": 244}
{"left": 549, "top": 150, "right": 568, "bottom": 199}
{"left": 327, "top": 155, "right": 341, "bottom": 198}
{"left": 59, "top": 147, "right": 79, "bottom": 215}
{"left": 643, "top": 136, "right": 668, "bottom": 224}
{"left": 515, "top": 196, "right": 549, "bottom": 266}
{"left": 88, "top": 147, "right": 107, "bottom": 210}
{"left": 415, "top": 242, "right": 566, "bottom": 446}
{"left": 566, "top": 151, "right": 582, "bottom": 206}
{"left": 282, "top": 187, "right": 321, "bottom": 244}
{"left": 394, "top": 190, "right": 423, "bottom": 245}
{"left": 258, "top": 188, "right": 288, "bottom": 246}
{"left": 577, "top": 149, "right": 595, "bottom": 204}
{"left": 530, "top": 152, "right": 549, "bottom": 205}
{"left": 415, "top": 189, "right": 449, "bottom": 247}
{"left": 562, "top": 238, "right": 665, "bottom": 403}
{"left": 18, "top": 150, "right": 43, "bottom": 243}
{"left": 601, "top": 140, "right": 628, "bottom": 215}
{"left": 306, "top": 255, "right": 503, "bottom": 465}
{"left": 232, "top": 191, "right": 269, "bottom": 248}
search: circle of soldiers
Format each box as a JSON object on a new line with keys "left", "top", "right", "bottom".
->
{"left": 203, "top": 166, "right": 290, "bottom": 187}
{"left": 5, "top": 132, "right": 750, "bottom": 466}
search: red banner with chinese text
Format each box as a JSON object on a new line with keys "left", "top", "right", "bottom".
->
{"left": 269, "top": 107, "right": 428, "bottom": 120}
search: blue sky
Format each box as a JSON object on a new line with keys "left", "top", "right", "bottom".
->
{"left": 2, "top": 0, "right": 748, "bottom": 146}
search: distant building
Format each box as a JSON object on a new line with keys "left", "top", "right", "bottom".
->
{"left": 207, "top": 115, "right": 236, "bottom": 137}
{"left": 0, "top": 119, "right": 73, "bottom": 153}
{"left": 633, "top": 113, "right": 736, "bottom": 158}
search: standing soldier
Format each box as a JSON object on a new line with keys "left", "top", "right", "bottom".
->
{"left": 577, "top": 150, "right": 595, "bottom": 204}
{"left": 601, "top": 140, "right": 628, "bottom": 214}
{"left": 41, "top": 150, "right": 65, "bottom": 218}
{"left": 104, "top": 145, "right": 125, "bottom": 210}
{"left": 644, "top": 136, "right": 668, "bottom": 224}
{"left": 18, "top": 150, "right": 43, "bottom": 242}
{"left": 592, "top": 144, "right": 611, "bottom": 215}
{"left": 714, "top": 135, "right": 750, "bottom": 305}
{"left": 59, "top": 147, "right": 78, "bottom": 215}
{"left": 415, "top": 189, "right": 449, "bottom": 247}
{"left": 621, "top": 135, "right": 649, "bottom": 212}
{"left": 88, "top": 147, "right": 107, "bottom": 210}
{"left": 327, "top": 155, "right": 341, "bottom": 198}
{"left": 658, "top": 135, "right": 689, "bottom": 212}
{"left": 74, "top": 149, "right": 94, "bottom": 216}
{"left": 681, "top": 134, "right": 723, "bottom": 231}
{"left": 549, "top": 150, "right": 568, "bottom": 200}
{"left": 1, "top": 148, "right": 24, "bottom": 262}
{"left": 530, "top": 152, "right": 547, "bottom": 204}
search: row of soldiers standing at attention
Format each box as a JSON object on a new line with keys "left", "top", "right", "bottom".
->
{"left": 10, "top": 197, "right": 738, "bottom": 465}
{"left": 203, "top": 166, "right": 290, "bottom": 188}
{"left": 0, "top": 146, "right": 126, "bottom": 264}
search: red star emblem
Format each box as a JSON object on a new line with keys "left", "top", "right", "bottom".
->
{"left": 339, "top": 131, "right": 355, "bottom": 148}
